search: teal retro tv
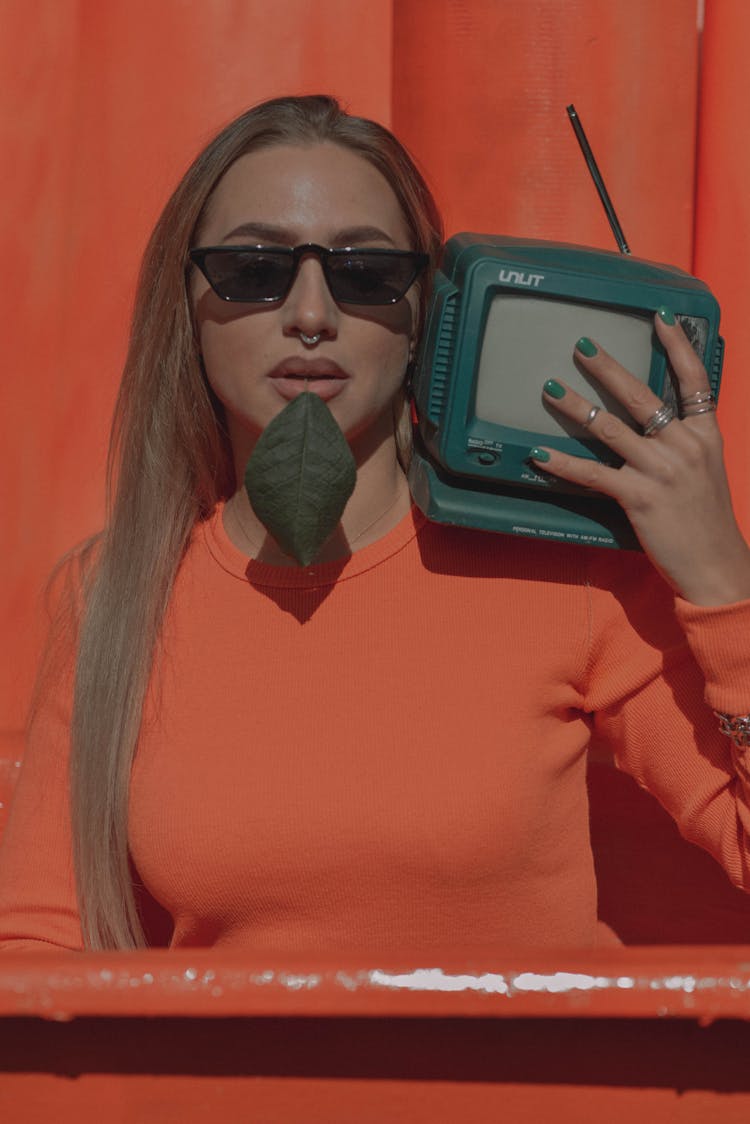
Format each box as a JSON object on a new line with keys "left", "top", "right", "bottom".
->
{"left": 408, "top": 233, "right": 724, "bottom": 550}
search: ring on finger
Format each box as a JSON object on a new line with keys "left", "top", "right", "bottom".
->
{"left": 683, "top": 401, "right": 717, "bottom": 417}
{"left": 682, "top": 390, "right": 714, "bottom": 406}
{"left": 643, "top": 402, "right": 676, "bottom": 437}
{"left": 582, "top": 405, "right": 601, "bottom": 429}
{"left": 681, "top": 390, "right": 716, "bottom": 417}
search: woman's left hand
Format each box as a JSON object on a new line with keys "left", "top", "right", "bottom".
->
{"left": 532, "top": 309, "right": 750, "bottom": 606}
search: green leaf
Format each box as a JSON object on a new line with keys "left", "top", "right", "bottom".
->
{"left": 244, "top": 392, "right": 357, "bottom": 566}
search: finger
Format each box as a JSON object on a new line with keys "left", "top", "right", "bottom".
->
{"left": 569, "top": 336, "right": 670, "bottom": 431}
{"left": 653, "top": 307, "right": 720, "bottom": 438}
{"left": 652, "top": 306, "right": 712, "bottom": 398}
{"left": 529, "top": 443, "right": 628, "bottom": 501}
{"left": 652, "top": 309, "right": 722, "bottom": 444}
{"left": 542, "top": 378, "right": 663, "bottom": 469}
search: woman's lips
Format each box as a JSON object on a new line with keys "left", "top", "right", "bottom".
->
{"left": 268, "top": 357, "right": 349, "bottom": 402}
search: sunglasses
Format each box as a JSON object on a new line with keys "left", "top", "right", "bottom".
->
{"left": 189, "top": 243, "right": 429, "bottom": 306}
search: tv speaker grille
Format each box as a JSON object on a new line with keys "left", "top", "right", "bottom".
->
{"left": 426, "top": 294, "right": 459, "bottom": 423}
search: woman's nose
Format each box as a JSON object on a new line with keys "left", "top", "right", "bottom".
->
{"left": 281, "top": 254, "right": 339, "bottom": 342}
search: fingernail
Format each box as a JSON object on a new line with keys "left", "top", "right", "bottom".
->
{"left": 657, "top": 306, "right": 676, "bottom": 325}
{"left": 530, "top": 447, "right": 551, "bottom": 463}
{"left": 544, "top": 379, "right": 566, "bottom": 399}
{"left": 575, "top": 337, "right": 598, "bottom": 357}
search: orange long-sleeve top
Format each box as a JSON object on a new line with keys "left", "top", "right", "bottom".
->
{"left": 1, "top": 504, "right": 750, "bottom": 952}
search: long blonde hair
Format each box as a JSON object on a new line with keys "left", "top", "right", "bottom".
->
{"left": 68, "top": 95, "right": 443, "bottom": 948}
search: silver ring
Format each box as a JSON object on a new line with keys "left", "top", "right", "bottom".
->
{"left": 682, "top": 401, "right": 717, "bottom": 417}
{"left": 681, "top": 390, "right": 716, "bottom": 417}
{"left": 299, "top": 331, "right": 321, "bottom": 346}
{"left": 681, "top": 390, "right": 715, "bottom": 406}
{"left": 582, "top": 405, "right": 601, "bottom": 430}
{"left": 643, "top": 402, "right": 676, "bottom": 437}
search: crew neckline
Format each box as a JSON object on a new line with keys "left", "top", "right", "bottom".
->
{"left": 201, "top": 500, "right": 427, "bottom": 588}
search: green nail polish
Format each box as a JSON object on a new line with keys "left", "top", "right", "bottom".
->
{"left": 657, "top": 306, "right": 676, "bottom": 325}
{"left": 544, "top": 379, "right": 566, "bottom": 399}
{"left": 576, "top": 337, "right": 598, "bottom": 357}
{"left": 530, "top": 447, "right": 551, "bottom": 463}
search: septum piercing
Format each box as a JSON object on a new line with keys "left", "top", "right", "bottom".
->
{"left": 300, "top": 332, "right": 321, "bottom": 346}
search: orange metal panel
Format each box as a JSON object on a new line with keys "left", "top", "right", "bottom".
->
{"left": 1, "top": 1036, "right": 749, "bottom": 1123}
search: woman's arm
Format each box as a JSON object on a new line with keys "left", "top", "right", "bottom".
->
{"left": 583, "top": 553, "right": 750, "bottom": 891}
{"left": 533, "top": 315, "right": 750, "bottom": 886}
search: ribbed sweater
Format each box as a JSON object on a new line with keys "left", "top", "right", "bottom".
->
{"left": 1, "top": 505, "right": 750, "bottom": 952}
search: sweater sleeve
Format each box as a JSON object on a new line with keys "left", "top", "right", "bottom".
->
{"left": 0, "top": 573, "right": 84, "bottom": 951}
{"left": 583, "top": 550, "right": 750, "bottom": 891}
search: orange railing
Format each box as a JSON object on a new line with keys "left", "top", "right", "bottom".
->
{"left": 2, "top": 946, "right": 750, "bottom": 1121}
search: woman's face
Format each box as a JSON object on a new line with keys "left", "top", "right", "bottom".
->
{"left": 191, "top": 142, "right": 419, "bottom": 470}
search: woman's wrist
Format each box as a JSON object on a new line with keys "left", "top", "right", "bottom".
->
{"left": 670, "top": 537, "right": 750, "bottom": 607}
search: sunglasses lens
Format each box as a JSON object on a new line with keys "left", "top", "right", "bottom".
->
{"left": 193, "top": 247, "right": 425, "bottom": 304}
{"left": 327, "top": 253, "right": 418, "bottom": 304}
{"left": 200, "top": 250, "right": 292, "bottom": 301}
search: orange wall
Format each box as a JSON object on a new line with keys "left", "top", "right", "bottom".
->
{"left": 694, "top": 0, "right": 750, "bottom": 541}
{"left": 3, "top": 0, "right": 748, "bottom": 746}
{"left": 393, "top": 0, "right": 697, "bottom": 266}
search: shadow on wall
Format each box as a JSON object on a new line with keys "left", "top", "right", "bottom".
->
{"left": 589, "top": 760, "right": 750, "bottom": 944}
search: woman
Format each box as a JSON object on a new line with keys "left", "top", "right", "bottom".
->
{"left": 1, "top": 95, "right": 749, "bottom": 952}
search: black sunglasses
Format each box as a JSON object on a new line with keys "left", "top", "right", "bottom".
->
{"left": 189, "top": 243, "right": 428, "bottom": 306}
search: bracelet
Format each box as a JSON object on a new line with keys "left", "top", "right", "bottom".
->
{"left": 714, "top": 711, "right": 750, "bottom": 749}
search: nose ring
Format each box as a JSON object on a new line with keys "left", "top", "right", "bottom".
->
{"left": 299, "top": 331, "right": 321, "bottom": 346}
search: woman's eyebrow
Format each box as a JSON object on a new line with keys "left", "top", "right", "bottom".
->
{"left": 220, "top": 222, "right": 397, "bottom": 246}
{"left": 221, "top": 222, "right": 293, "bottom": 243}
{"left": 330, "top": 226, "right": 397, "bottom": 247}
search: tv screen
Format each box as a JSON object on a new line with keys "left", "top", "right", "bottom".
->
{"left": 474, "top": 295, "right": 654, "bottom": 439}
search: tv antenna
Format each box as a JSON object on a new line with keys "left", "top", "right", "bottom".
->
{"left": 566, "top": 104, "right": 630, "bottom": 255}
